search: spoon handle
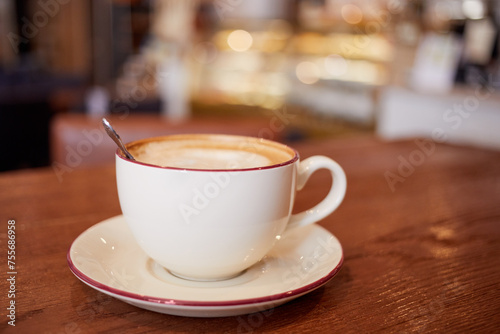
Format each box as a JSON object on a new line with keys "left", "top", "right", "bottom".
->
{"left": 101, "top": 118, "right": 135, "bottom": 161}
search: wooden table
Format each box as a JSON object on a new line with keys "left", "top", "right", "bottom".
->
{"left": 1, "top": 135, "right": 499, "bottom": 333}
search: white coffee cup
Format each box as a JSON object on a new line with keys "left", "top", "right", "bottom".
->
{"left": 116, "top": 134, "right": 346, "bottom": 281}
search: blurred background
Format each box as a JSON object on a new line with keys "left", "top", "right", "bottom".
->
{"left": 1, "top": 0, "right": 500, "bottom": 172}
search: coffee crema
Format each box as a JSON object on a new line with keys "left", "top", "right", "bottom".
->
{"left": 126, "top": 134, "right": 296, "bottom": 170}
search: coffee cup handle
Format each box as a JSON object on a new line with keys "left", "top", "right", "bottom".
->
{"left": 286, "top": 156, "right": 347, "bottom": 230}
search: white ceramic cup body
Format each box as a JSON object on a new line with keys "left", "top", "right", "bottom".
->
{"left": 116, "top": 135, "right": 346, "bottom": 281}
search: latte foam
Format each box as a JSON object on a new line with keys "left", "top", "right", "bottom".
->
{"left": 126, "top": 135, "right": 295, "bottom": 170}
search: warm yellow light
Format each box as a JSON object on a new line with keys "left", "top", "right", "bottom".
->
{"left": 324, "top": 54, "right": 348, "bottom": 77}
{"left": 227, "top": 30, "right": 253, "bottom": 52}
{"left": 341, "top": 4, "right": 363, "bottom": 25}
{"left": 296, "top": 61, "right": 320, "bottom": 85}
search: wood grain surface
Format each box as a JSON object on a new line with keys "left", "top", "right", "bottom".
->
{"left": 1, "top": 135, "right": 499, "bottom": 333}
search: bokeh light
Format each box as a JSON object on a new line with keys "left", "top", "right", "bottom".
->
{"left": 227, "top": 30, "right": 253, "bottom": 52}
{"left": 462, "top": 0, "right": 485, "bottom": 20}
{"left": 296, "top": 61, "right": 320, "bottom": 84}
{"left": 341, "top": 4, "right": 363, "bottom": 25}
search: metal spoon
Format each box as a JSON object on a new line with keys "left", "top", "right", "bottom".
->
{"left": 101, "top": 118, "right": 135, "bottom": 160}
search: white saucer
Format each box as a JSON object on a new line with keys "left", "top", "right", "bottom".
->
{"left": 67, "top": 215, "right": 343, "bottom": 317}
